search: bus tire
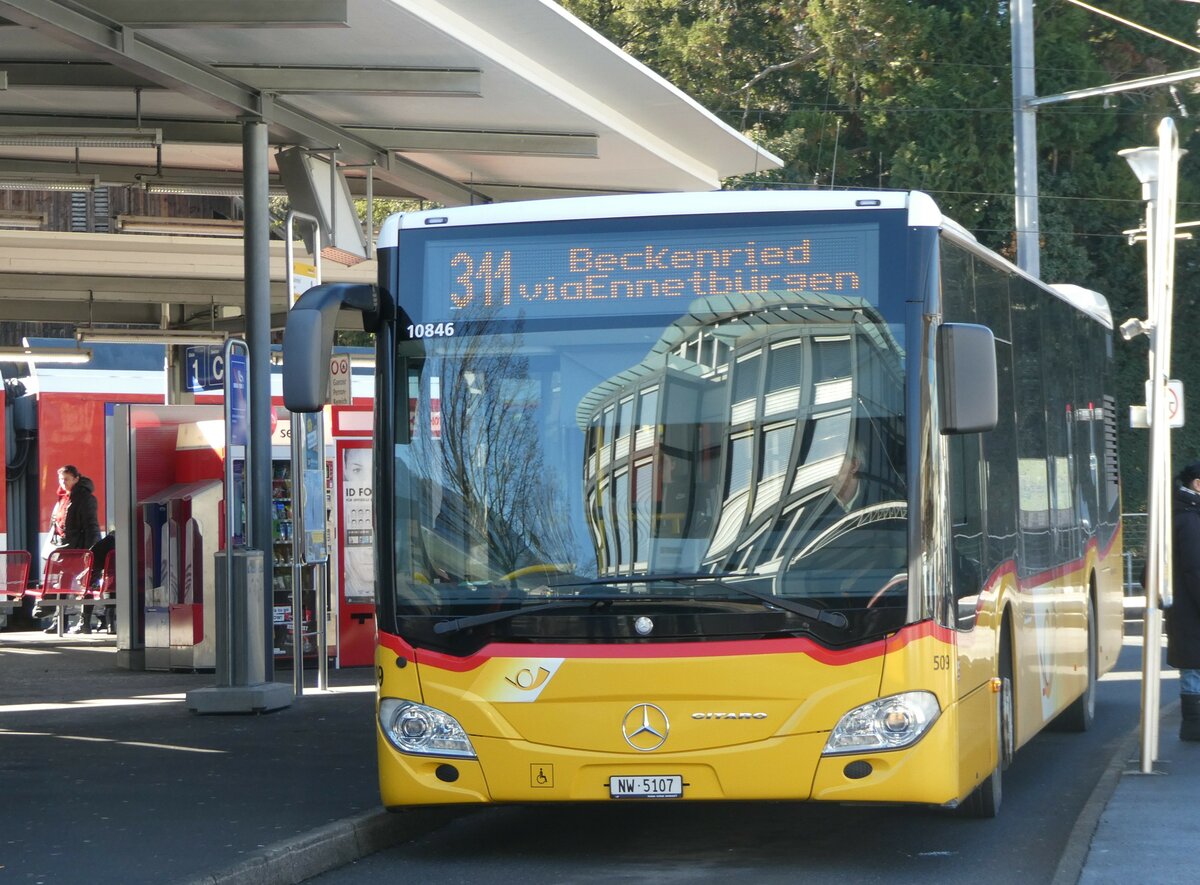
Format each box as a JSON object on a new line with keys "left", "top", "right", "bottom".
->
{"left": 1054, "top": 592, "right": 1096, "bottom": 733}
{"left": 961, "top": 623, "right": 1013, "bottom": 819}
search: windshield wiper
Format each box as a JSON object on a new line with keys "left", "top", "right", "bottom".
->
{"left": 556, "top": 573, "right": 849, "bottom": 630}
{"left": 432, "top": 596, "right": 621, "bottom": 635}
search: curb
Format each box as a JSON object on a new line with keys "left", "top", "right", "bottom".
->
{"left": 175, "top": 806, "right": 468, "bottom": 885}
{"left": 1049, "top": 700, "right": 1178, "bottom": 885}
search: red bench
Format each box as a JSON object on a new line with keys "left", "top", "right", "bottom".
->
{"left": 0, "top": 550, "right": 31, "bottom": 617}
{"left": 27, "top": 548, "right": 94, "bottom": 636}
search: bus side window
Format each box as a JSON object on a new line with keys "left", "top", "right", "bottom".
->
{"left": 943, "top": 239, "right": 983, "bottom": 629}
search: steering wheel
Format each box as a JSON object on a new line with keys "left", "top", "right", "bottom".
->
{"left": 501, "top": 563, "right": 574, "bottom": 582}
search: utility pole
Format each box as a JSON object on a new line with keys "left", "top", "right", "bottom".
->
{"left": 1011, "top": 0, "right": 1040, "bottom": 278}
{"left": 1011, "top": 1, "right": 1200, "bottom": 279}
{"left": 1120, "top": 118, "right": 1183, "bottom": 773}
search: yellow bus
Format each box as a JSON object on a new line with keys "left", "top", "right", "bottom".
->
{"left": 282, "top": 190, "right": 1123, "bottom": 817}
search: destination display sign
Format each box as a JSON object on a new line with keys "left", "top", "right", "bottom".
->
{"left": 416, "top": 222, "right": 878, "bottom": 329}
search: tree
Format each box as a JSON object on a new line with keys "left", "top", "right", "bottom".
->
{"left": 561, "top": 0, "right": 1200, "bottom": 508}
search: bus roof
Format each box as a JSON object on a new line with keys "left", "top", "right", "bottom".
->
{"left": 383, "top": 190, "right": 942, "bottom": 237}
{"left": 939, "top": 224, "right": 1113, "bottom": 330}
{"left": 1047, "top": 284, "right": 1113, "bottom": 329}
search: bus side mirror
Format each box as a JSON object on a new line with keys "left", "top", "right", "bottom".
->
{"left": 936, "top": 323, "right": 998, "bottom": 434}
{"left": 282, "top": 283, "right": 377, "bottom": 413}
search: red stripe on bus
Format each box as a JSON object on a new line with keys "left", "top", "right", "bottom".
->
{"left": 379, "top": 631, "right": 416, "bottom": 661}
{"left": 884, "top": 619, "right": 955, "bottom": 652}
{"left": 981, "top": 525, "right": 1122, "bottom": 596}
{"left": 380, "top": 623, "right": 953, "bottom": 674}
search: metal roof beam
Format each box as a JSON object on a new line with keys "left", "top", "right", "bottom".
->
{"left": 221, "top": 66, "right": 481, "bottom": 96}
{"left": 0, "top": 1, "right": 278, "bottom": 118}
{"left": 0, "top": 153, "right": 414, "bottom": 200}
{"left": 473, "top": 183, "right": 641, "bottom": 202}
{"left": 348, "top": 127, "right": 597, "bottom": 157}
{"left": 0, "top": 1, "right": 487, "bottom": 204}
{"left": 383, "top": 152, "right": 491, "bottom": 205}
{"left": 0, "top": 113, "right": 241, "bottom": 143}
{"left": 0, "top": 62, "right": 482, "bottom": 96}
{"left": 0, "top": 115, "right": 587, "bottom": 160}
{"left": 0, "top": 61, "right": 159, "bottom": 88}
{"left": 9, "top": 1, "right": 350, "bottom": 29}
{"left": 0, "top": 295, "right": 163, "bottom": 325}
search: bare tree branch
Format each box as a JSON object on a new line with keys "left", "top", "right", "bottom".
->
{"left": 740, "top": 51, "right": 820, "bottom": 128}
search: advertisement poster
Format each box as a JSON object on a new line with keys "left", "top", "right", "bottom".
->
{"left": 300, "top": 412, "right": 327, "bottom": 563}
{"left": 341, "top": 445, "right": 374, "bottom": 602}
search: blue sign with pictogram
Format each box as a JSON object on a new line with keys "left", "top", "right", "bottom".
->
{"left": 228, "top": 349, "right": 249, "bottom": 446}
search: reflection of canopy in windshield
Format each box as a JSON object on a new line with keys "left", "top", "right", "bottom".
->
{"left": 578, "top": 285, "right": 907, "bottom": 583}
{"left": 792, "top": 500, "right": 908, "bottom": 561}
{"left": 576, "top": 290, "right": 903, "bottom": 429}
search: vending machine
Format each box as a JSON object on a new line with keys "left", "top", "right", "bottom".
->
{"left": 140, "top": 491, "right": 171, "bottom": 665}
{"left": 139, "top": 478, "right": 221, "bottom": 670}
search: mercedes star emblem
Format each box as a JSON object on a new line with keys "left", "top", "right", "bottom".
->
{"left": 622, "top": 702, "right": 670, "bottom": 751}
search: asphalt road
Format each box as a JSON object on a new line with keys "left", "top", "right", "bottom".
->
{"left": 310, "top": 641, "right": 1148, "bottom": 885}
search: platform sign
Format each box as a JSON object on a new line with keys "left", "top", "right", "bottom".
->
{"left": 228, "top": 349, "right": 249, "bottom": 446}
{"left": 185, "top": 344, "right": 225, "bottom": 392}
{"left": 299, "top": 411, "right": 328, "bottom": 563}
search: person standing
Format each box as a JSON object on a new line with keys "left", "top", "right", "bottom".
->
{"left": 1168, "top": 460, "right": 1200, "bottom": 741}
{"left": 58, "top": 465, "right": 100, "bottom": 552}
{"left": 34, "top": 466, "right": 77, "bottom": 630}
{"left": 35, "top": 466, "right": 101, "bottom": 633}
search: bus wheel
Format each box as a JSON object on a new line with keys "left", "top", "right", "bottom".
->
{"left": 1054, "top": 594, "right": 1096, "bottom": 733}
{"left": 962, "top": 628, "right": 1013, "bottom": 819}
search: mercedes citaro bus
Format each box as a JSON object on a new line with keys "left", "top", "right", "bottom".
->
{"left": 282, "top": 190, "right": 1122, "bottom": 817}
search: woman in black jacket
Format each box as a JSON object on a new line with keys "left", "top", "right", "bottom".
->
{"left": 55, "top": 465, "right": 101, "bottom": 634}
{"left": 58, "top": 466, "right": 100, "bottom": 551}
{"left": 1168, "top": 461, "right": 1200, "bottom": 741}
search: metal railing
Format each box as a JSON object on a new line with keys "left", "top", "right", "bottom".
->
{"left": 1122, "top": 512, "right": 1148, "bottom": 596}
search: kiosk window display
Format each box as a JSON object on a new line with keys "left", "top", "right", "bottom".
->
{"left": 271, "top": 457, "right": 335, "bottom": 660}
{"left": 336, "top": 439, "right": 375, "bottom": 666}
{"left": 341, "top": 445, "right": 373, "bottom": 601}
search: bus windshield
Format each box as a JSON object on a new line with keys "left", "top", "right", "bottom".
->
{"left": 392, "top": 210, "right": 909, "bottom": 649}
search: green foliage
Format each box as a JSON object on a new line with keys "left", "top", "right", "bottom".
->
{"left": 562, "top": 0, "right": 1200, "bottom": 509}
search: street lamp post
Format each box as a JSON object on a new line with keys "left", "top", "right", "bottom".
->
{"left": 1120, "top": 117, "right": 1183, "bottom": 774}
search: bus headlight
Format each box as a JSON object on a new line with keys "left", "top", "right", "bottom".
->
{"left": 822, "top": 691, "right": 940, "bottom": 755}
{"left": 379, "top": 699, "right": 477, "bottom": 758}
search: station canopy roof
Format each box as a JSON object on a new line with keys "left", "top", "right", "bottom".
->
{"left": 0, "top": 0, "right": 782, "bottom": 332}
